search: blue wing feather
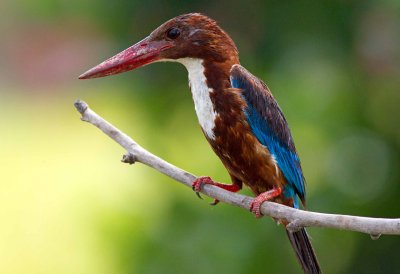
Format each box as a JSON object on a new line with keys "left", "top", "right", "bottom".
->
{"left": 230, "top": 65, "right": 305, "bottom": 206}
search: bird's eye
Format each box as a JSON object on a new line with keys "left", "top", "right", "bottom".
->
{"left": 166, "top": 28, "right": 180, "bottom": 39}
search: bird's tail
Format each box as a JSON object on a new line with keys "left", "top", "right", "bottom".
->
{"left": 286, "top": 228, "right": 321, "bottom": 274}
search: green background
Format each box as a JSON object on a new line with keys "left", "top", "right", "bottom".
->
{"left": 1, "top": 0, "right": 399, "bottom": 273}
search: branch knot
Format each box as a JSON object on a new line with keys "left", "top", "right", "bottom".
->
{"left": 121, "top": 153, "right": 137, "bottom": 165}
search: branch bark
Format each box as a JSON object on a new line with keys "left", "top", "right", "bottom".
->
{"left": 74, "top": 99, "right": 400, "bottom": 237}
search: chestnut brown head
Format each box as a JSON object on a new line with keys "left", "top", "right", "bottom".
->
{"left": 79, "top": 13, "right": 238, "bottom": 79}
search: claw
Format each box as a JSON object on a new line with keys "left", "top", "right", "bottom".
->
{"left": 210, "top": 199, "right": 220, "bottom": 206}
{"left": 192, "top": 176, "right": 214, "bottom": 200}
{"left": 192, "top": 185, "right": 203, "bottom": 199}
{"left": 195, "top": 191, "right": 203, "bottom": 200}
{"left": 250, "top": 187, "right": 283, "bottom": 218}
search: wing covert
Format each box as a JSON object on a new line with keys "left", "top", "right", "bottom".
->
{"left": 230, "top": 64, "right": 305, "bottom": 204}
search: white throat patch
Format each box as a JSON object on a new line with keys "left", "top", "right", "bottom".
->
{"left": 177, "top": 58, "right": 217, "bottom": 139}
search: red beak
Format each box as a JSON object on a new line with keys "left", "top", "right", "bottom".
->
{"left": 79, "top": 37, "right": 173, "bottom": 79}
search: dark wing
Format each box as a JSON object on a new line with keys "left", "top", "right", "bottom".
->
{"left": 230, "top": 64, "right": 305, "bottom": 205}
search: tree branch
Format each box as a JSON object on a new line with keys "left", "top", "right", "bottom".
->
{"left": 74, "top": 99, "right": 400, "bottom": 237}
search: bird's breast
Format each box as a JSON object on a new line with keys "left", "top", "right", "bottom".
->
{"left": 178, "top": 58, "right": 217, "bottom": 139}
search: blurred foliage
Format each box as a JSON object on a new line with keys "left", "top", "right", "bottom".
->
{"left": 0, "top": 0, "right": 399, "bottom": 273}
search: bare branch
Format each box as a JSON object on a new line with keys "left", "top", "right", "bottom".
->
{"left": 74, "top": 99, "right": 400, "bottom": 237}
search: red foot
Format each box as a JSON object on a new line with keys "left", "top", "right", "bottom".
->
{"left": 192, "top": 176, "right": 214, "bottom": 193}
{"left": 250, "top": 187, "right": 283, "bottom": 218}
{"left": 192, "top": 176, "right": 241, "bottom": 205}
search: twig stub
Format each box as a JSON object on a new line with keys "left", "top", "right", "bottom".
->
{"left": 122, "top": 153, "right": 137, "bottom": 165}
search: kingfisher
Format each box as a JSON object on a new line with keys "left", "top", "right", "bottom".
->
{"left": 79, "top": 13, "right": 321, "bottom": 274}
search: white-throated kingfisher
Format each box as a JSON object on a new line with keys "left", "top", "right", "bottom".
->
{"left": 79, "top": 13, "right": 321, "bottom": 274}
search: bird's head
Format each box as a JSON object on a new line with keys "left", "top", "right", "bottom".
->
{"left": 79, "top": 13, "right": 238, "bottom": 79}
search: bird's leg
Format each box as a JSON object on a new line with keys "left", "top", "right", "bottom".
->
{"left": 192, "top": 176, "right": 241, "bottom": 205}
{"left": 250, "top": 186, "right": 283, "bottom": 218}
